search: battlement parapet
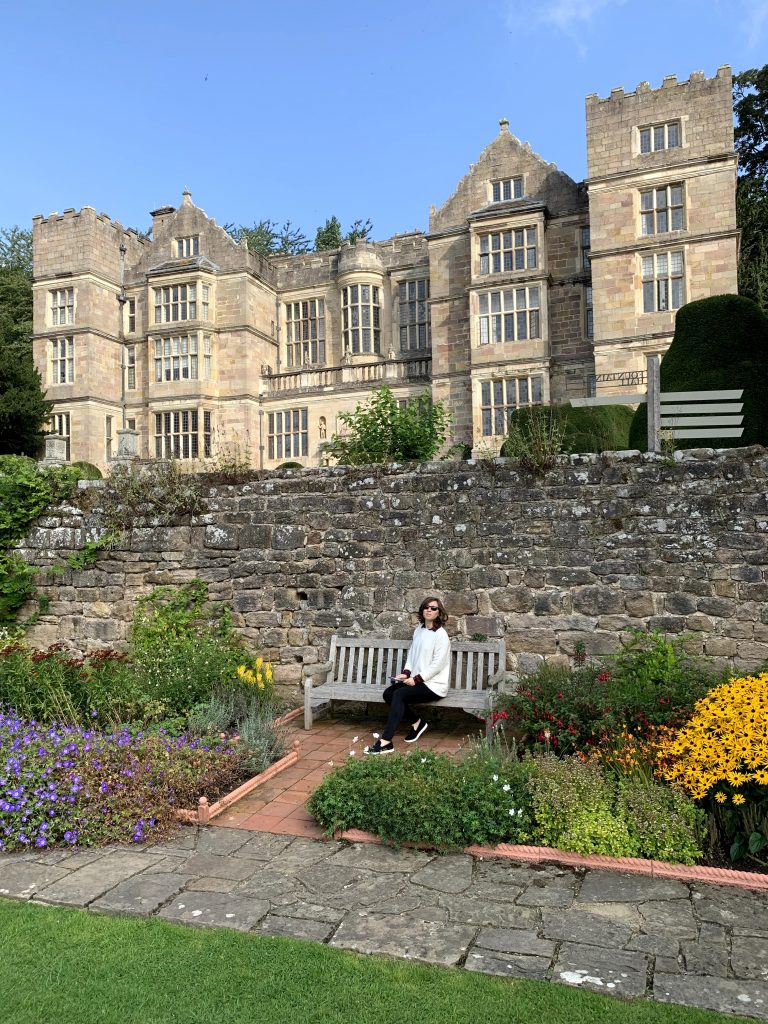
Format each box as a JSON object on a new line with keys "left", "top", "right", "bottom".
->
{"left": 586, "top": 65, "right": 731, "bottom": 107}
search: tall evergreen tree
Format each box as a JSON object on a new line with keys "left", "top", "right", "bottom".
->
{"left": 314, "top": 216, "right": 343, "bottom": 251}
{"left": 0, "top": 227, "right": 51, "bottom": 456}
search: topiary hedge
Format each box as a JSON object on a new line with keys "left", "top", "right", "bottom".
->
{"left": 499, "top": 402, "right": 635, "bottom": 457}
{"left": 629, "top": 294, "right": 768, "bottom": 451}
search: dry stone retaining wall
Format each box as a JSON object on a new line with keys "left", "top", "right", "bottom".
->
{"left": 18, "top": 447, "right": 768, "bottom": 693}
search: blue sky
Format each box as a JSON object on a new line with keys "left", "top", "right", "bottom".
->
{"left": 1, "top": 0, "right": 766, "bottom": 243}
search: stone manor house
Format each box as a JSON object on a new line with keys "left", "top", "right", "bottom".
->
{"left": 32, "top": 67, "right": 738, "bottom": 472}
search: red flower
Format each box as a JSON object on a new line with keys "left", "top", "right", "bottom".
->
{"left": 597, "top": 672, "right": 611, "bottom": 682}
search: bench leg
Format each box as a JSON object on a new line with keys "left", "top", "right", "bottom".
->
{"left": 304, "top": 687, "right": 313, "bottom": 730}
{"left": 485, "top": 714, "right": 493, "bottom": 741}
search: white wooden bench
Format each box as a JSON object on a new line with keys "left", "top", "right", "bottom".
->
{"left": 302, "top": 635, "right": 507, "bottom": 738}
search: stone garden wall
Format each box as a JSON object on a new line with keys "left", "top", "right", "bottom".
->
{"left": 18, "top": 447, "right": 768, "bottom": 694}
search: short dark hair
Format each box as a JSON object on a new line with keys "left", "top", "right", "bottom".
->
{"left": 417, "top": 596, "right": 448, "bottom": 629}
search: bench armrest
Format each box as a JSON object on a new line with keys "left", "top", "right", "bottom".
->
{"left": 303, "top": 660, "right": 333, "bottom": 690}
{"left": 488, "top": 665, "right": 507, "bottom": 688}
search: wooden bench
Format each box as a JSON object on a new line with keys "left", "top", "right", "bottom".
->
{"left": 302, "top": 635, "right": 507, "bottom": 737}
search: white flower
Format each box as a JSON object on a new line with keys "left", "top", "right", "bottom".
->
{"left": 373, "top": 732, "right": 380, "bottom": 739}
{"left": 502, "top": 784, "right": 511, "bottom": 792}
{"left": 509, "top": 809, "right": 516, "bottom": 816}
{"left": 328, "top": 761, "right": 334, "bottom": 766}
{"left": 349, "top": 751, "right": 356, "bottom": 757}
{"left": 352, "top": 736, "right": 359, "bottom": 743}
{"left": 421, "top": 757, "right": 427, "bottom": 764}
{"left": 492, "top": 774, "right": 499, "bottom": 782}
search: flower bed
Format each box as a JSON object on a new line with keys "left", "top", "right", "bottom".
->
{"left": 0, "top": 711, "right": 282, "bottom": 851}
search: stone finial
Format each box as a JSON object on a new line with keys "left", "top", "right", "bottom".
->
{"left": 636, "top": 81, "right": 651, "bottom": 93}
{"left": 182, "top": 187, "right": 193, "bottom": 205}
{"left": 499, "top": 118, "right": 510, "bottom": 133}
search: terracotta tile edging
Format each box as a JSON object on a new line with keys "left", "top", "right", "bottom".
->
{"left": 174, "top": 740, "right": 301, "bottom": 826}
{"left": 273, "top": 706, "right": 304, "bottom": 727}
{"left": 334, "top": 830, "right": 768, "bottom": 891}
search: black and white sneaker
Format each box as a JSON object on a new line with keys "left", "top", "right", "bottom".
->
{"left": 404, "top": 721, "right": 428, "bottom": 743}
{"left": 366, "top": 739, "right": 394, "bottom": 755}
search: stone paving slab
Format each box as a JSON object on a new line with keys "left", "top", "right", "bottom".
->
{"left": 541, "top": 908, "right": 635, "bottom": 949}
{"left": 157, "top": 891, "right": 270, "bottom": 931}
{"left": 410, "top": 854, "right": 473, "bottom": 893}
{"left": 329, "top": 909, "right": 477, "bottom": 967}
{"left": 90, "top": 872, "right": 187, "bottom": 916}
{"left": 554, "top": 943, "right": 648, "bottom": 998}
{"left": 34, "top": 852, "right": 150, "bottom": 907}
{"left": 258, "top": 914, "right": 337, "bottom": 942}
{"left": 0, "top": 861, "right": 71, "bottom": 900}
{"left": 577, "top": 870, "right": 689, "bottom": 904}
{"left": 465, "top": 947, "right": 552, "bottom": 980}
{"left": 655, "top": 972, "right": 768, "bottom": 1017}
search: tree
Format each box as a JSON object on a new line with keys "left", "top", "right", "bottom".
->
{"left": 734, "top": 66, "right": 768, "bottom": 186}
{"left": 225, "top": 218, "right": 310, "bottom": 258}
{"left": 0, "top": 226, "right": 33, "bottom": 276}
{"left": 628, "top": 294, "right": 768, "bottom": 451}
{"left": 275, "top": 220, "right": 310, "bottom": 256}
{"left": 0, "top": 226, "right": 51, "bottom": 456}
{"left": 314, "top": 216, "right": 343, "bottom": 251}
{"left": 324, "top": 386, "right": 450, "bottom": 465}
{"left": 734, "top": 67, "right": 768, "bottom": 310}
{"left": 0, "top": 343, "right": 52, "bottom": 456}
{"left": 346, "top": 218, "right": 373, "bottom": 244}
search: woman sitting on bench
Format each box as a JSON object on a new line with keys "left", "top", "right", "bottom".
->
{"left": 367, "top": 596, "right": 450, "bottom": 754}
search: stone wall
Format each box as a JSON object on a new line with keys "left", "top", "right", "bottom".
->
{"left": 18, "top": 448, "right": 768, "bottom": 695}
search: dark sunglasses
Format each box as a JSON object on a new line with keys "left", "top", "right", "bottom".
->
{"left": 424, "top": 605, "right": 440, "bottom": 611}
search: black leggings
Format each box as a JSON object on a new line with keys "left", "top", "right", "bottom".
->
{"left": 381, "top": 681, "right": 443, "bottom": 741}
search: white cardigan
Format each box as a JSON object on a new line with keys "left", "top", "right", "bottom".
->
{"left": 404, "top": 626, "right": 451, "bottom": 698}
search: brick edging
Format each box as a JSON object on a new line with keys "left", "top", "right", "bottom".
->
{"left": 335, "top": 829, "right": 768, "bottom": 891}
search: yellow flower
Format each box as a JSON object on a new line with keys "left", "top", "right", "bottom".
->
{"left": 714, "top": 792, "right": 726, "bottom": 803}
{"left": 732, "top": 793, "right": 746, "bottom": 806}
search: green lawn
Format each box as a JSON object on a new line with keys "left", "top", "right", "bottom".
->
{"left": 0, "top": 899, "right": 751, "bottom": 1024}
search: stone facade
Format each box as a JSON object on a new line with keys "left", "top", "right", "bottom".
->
{"left": 32, "top": 68, "right": 737, "bottom": 472}
{"left": 18, "top": 447, "right": 768, "bottom": 696}
{"left": 586, "top": 66, "right": 738, "bottom": 384}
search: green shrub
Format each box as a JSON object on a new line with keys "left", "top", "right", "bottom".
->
{"left": 0, "top": 455, "right": 79, "bottom": 549}
{"left": 324, "top": 386, "right": 450, "bottom": 465}
{"left": 308, "top": 746, "right": 534, "bottom": 848}
{"left": 559, "top": 403, "right": 635, "bottom": 453}
{"left": 500, "top": 403, "right": 635, "bottom": 461}
{"left": 527, "top": 754, "right": 634, "bottom": 854}
{"left": 499, "top": 405, "right": 565, "bottom": 472}
{"left": 129, "top": 580, "right": 259, "bottom": 716}
{"left": 71, "top": 461, "right": 102, "bottom": 480}
{"left": 187, "top": 687, "right": 285, "bottom": 775}
{"left": 629, "top": 294, "right": 768, "bottom": 450}
{"left": 495, "top": 630, "right": 719, "bottom": 753}
{"left": 0, "top": 643, "right": 157, "bottom": 726}
{"left": 94, "top": 461, "right": 206, "bottom": 531}
{"left": 617, "top": 775, "right": 705, "bottom": 865}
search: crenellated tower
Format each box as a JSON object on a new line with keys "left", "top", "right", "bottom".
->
{"left": 585, "top": 66, "right": 738, "bottom": 390}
